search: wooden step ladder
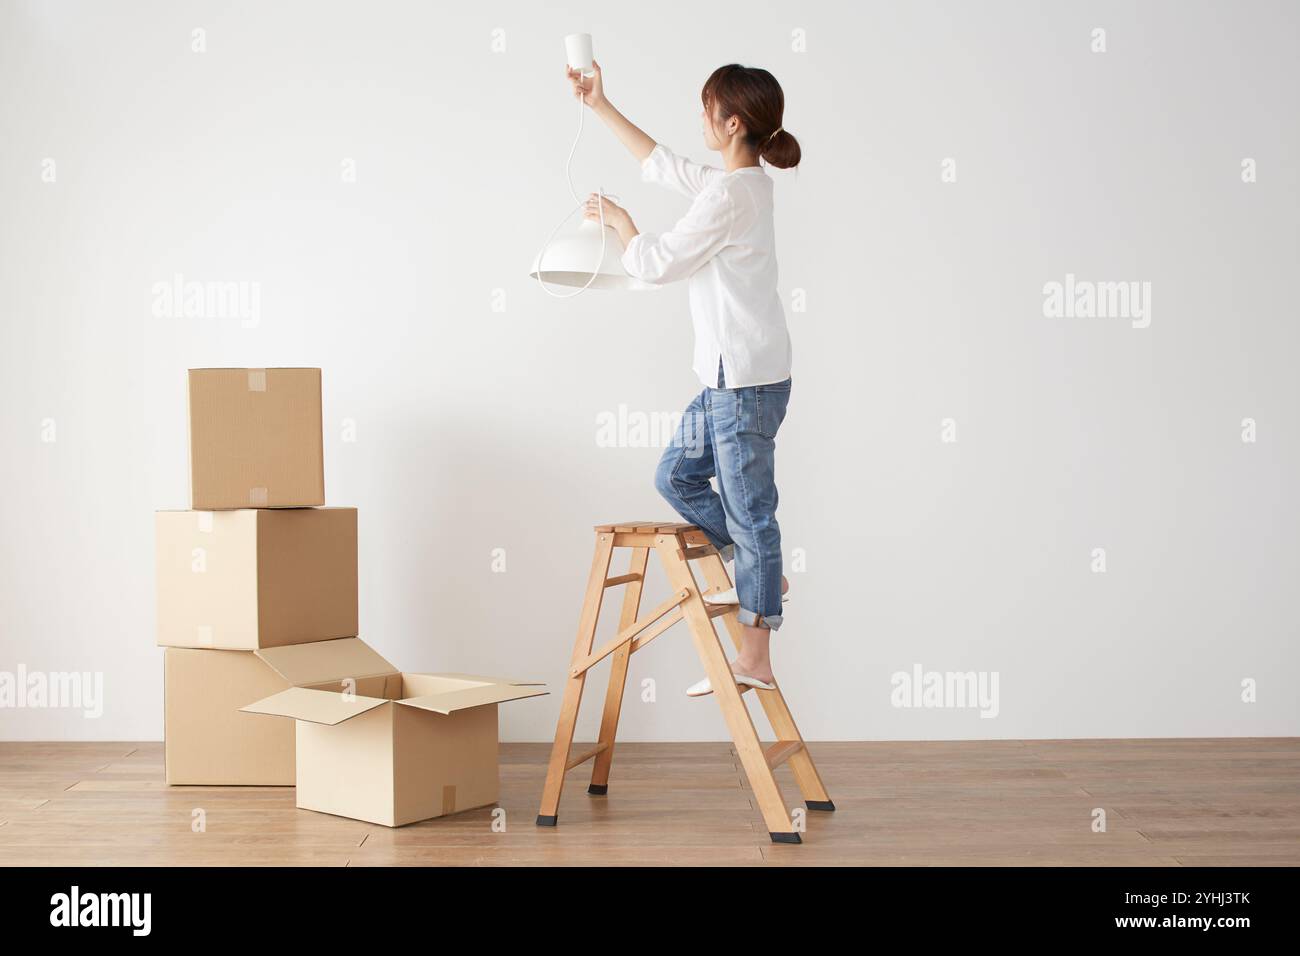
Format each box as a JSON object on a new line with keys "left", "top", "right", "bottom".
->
{"left": 536, "top": 521, "right": 834, "bottom": 843}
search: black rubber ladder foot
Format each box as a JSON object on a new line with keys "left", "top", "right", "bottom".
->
{"left": 535, "top": 814, "right": 558, "bottom": 827}
{"left": 587, "top": 784, "right": 608, "bottom": 796}
{"left": 769, "top": 831, "right": 802, "bottom": 844}
{"left": 806, "top": 799, "right": 836, "bottom": 812}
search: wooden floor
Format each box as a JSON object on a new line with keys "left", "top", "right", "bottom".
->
{"left": 1, "top": 739, "right": 1296, "bottom": 866}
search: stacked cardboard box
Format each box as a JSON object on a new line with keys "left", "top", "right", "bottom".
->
{"left": 157, "top": 368, "right": 545, "bottom": 826}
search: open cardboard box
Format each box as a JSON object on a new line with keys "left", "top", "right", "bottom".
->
{"left": 242, "top": 672, "right": 547, "bottom": 827}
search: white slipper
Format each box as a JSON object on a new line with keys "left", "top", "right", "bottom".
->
{"left": 702, "top": 587, "right": 790, "bottom": 606}
{"left": 686, "top": 673, "right": 777, "bottom": 697}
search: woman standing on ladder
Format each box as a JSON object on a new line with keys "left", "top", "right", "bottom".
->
{"left": 567, "top": 60, "right": 799, "bottom": 697}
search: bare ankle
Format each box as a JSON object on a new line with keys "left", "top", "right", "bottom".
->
{"left": 732, "top": 653, "right": 772, "bottom": 678}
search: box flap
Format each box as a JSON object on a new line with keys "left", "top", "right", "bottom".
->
{"left": 240, "top": 687, "right": 389, "bottom": 726}
{"left": 397, "top": 680, "right": 549, "bottom": 716}
{"left": 255, "top": 637, "right": 397, "bottom": 687}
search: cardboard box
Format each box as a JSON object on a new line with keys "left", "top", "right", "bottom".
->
{"left": 164, "top": 647, "right": 295, "bottom": 785}
{"left": 165, "top": 636, "right": 394, "bottom": 785}
{"left": 189, "top": 367, "right": 324, "bottom": 510}
{"left": 156, "top": 507, "right": 357, "bottom": 650}
{"left": 242, "top": 673, "right": 547, "bottom": 826}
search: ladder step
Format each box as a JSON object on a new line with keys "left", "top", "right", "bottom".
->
{"left": 764, "top": 741, "right": 804, "bottom": 769}
{"left": 678, "top": 545, "right": 718, "bottom": 561}
{"left": 565, "top": 742, "right": 609, "bottom": 770}
{"left": 678, "top": 528, "right": 711, "bottom": 547}
{"left": 706, "top": 603, "right": 733, "bottom": 619}
{"left": 594, "top": 521, "right": 698, "bottom": 533}
{"left": 603, "top": 572, "right": 643, "bottom": 589}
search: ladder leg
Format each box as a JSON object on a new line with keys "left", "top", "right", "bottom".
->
{"left": 697, "top": 551, "right": 834, "bottom": 810}
{"left": 588, "top": 547, "right": 649, "bottom": 795}
{"left": 655, "top": 535, "right": 801, "bottom": 843}
{"left": 537, "top": 532, "right": 615, "bottom": 826}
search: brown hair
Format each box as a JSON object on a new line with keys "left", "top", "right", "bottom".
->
{"left": 701, "top": 64, "right": 800, "bottom": 169}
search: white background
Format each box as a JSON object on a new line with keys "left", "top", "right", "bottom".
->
{"left": 2, "top": 0, "right": 1297, "bottom": 743}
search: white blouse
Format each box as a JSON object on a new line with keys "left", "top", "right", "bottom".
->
{"left": 621, "top": 143, "right": 792, "bottom": 389}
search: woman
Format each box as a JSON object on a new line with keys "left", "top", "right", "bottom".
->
{"left": 566, "top": 60, "right": 799, "bottom": 698}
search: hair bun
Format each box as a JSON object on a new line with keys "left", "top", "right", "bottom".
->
{"left": 762, "top": 128, "right": 801, "bottom": 169}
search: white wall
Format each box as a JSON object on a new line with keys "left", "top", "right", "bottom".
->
{"left": 2, "top": 0, "right": 1297, "bottom": 743}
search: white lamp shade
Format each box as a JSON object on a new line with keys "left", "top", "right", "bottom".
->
{"left": 530, "top": 220, "right": 657, "bottom": 291}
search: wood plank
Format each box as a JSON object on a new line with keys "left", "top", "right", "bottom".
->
{"left": 568, "top": 588, "right": 689, "bottom": 677}
{"left": 765, "top": 741, "right": 804, "bottom": 769}
{"left": 678, "top": 545, "right": 717, "bottom": 561}
{"left": 602, "top": 572, "right": 643, "bottom": 589}
{"left": 698, "top": 552, "right": 833, "bottom": 806}
{"left": 654, "top": 534, "right": 797, "bottom": 840}
{"left": 591, "top": 546, "right": 651, "bottom": 790}
{"left": 565, "top": 743, "right": 609, "bottom": 771}
{"left": 535, "top": 532, "right": 615, "bottom": 821}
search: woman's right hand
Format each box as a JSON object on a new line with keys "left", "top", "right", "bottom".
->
{"left": 566, "top": 58, "right": 606, "bottom": 108}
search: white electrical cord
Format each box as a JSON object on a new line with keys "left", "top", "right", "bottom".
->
{"left": 533, "top": 86, "right": 614, "bottom": 298}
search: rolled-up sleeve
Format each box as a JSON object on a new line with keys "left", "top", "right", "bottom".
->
{"left": 641, "top": 143, "right": 724, "bottom": 198}
{"left": 621, "top": 186, "right": 735, "bottom": 285}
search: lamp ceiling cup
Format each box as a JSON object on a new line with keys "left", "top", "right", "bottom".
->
{"left": 529, "top": 220, "right": 657, "bottom": 291}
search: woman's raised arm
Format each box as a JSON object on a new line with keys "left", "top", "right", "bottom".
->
{"left": 567, "top": 60, "right": 655, "bottom": 163}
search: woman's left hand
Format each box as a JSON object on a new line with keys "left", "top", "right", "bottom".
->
{"left": 584, "top": 193, "right": 629, "bottom": 229}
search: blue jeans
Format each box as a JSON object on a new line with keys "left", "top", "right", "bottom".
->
{"left": 654, "top": 361, "right": 791, "bottom": 630}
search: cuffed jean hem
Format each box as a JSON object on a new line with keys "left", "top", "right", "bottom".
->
{"left": 691, "top": 529, "right": 734, "bottom": 563}
{"left": 737, "top": 608, "right": 783, "bottom": 631}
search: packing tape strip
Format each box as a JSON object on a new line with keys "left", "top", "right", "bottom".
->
{"left": 247, "top": 369, "right": 267, "bottom": 392}
{"left": 249, "top": 487, "right": 268, "bottom": 507}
